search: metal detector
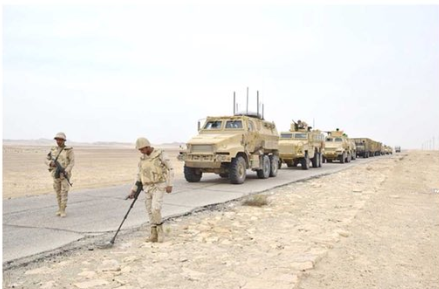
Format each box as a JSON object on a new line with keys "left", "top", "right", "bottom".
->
{"left": 97, "top": 182, "right": 142, "bottom": 249}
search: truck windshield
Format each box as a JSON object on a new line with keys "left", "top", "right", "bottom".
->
{"left": 204, "top": 121, "right": 222, "bottom": 130}
{"left": 294, "top": 133, "right": 307, "bottom": 139}
{"left": 335, "top": 138, "right": 343, "bottom": 142}
{"left": 326, "top": 138, "right": 333, "bottom": 142}
{"left": 281, "top": 133, "right": 293, "bottom": 139}
{"left": 225, "top": 120, "right": 243, "bottom": 129}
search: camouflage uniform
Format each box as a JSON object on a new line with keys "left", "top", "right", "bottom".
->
{"left": 45, "top": 133, "right": 75, "bottom": 217}
{"left": 132, "top": 148, "right": 174, "bottom": 242}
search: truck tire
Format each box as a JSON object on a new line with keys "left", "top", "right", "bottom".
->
{"left": 257, "top": 155, "right": 270, "bottom": 179}
{"left": 301, "top": 153, "right": 310, "bottom": 170}
{"left": 312, "top": 151, "right": 318, "bottom": 168}
{"left": 184, "top": 166, "right": 202, "bottom": 182}
{"left": 230, "top": 156, "right": 246, "bottom": 184}
{"left": 340, "top": 152, "right": 346, "bottom": 163}
{"left": 269, "top": 155, "right": 279, "bottom": 177}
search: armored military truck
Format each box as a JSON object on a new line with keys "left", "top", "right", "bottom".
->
{"left": 395, "top": 146, "right": 401, "bottom": 153}
{"left": 178, "top": 96, "right": 279, "bottom": 184}
{"left": 370, "top": 140, "right": 382, "bottom": 156}
{"left": 323, "top": 129, "right": 353, "bottom": 163}
{"left": 278, "top": 120, "right": 324, "bottom": 170}
{"left": 352, "top": 138, "right": 372, "bottom": 158}
{"left": 352, "top": 138, "right": 383, "bottom": 157}
{"left": 383, "top": 145, "right": 393, "bottom": 155}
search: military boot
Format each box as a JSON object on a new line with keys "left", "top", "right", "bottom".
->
{"left": 60, "top": 205, "right": 67, "bottom": 218}
{"left": 157, "top": 225, "right": 165, "bottom": 243}
{"left": 146, "top": 226, "right": 158, "bottom": 243}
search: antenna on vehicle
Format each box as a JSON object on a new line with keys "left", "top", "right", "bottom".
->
{"left": 233, "top": 91, "right": 236, "bottom": 115}
{"left": 257, "top": 90, "right": 259, "bottom": 117}
{"left": 246, "top": 87, "right": 249, "bottom": 114}
{"left": 233, "top": 88, "right": 264, "bottom": 119}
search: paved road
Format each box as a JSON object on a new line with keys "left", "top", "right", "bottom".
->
{"left": 3, "top": 158, "right": 378, "bottom": 266}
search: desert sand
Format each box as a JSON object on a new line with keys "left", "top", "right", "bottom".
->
{"left": 2, "top": 144, "right": 183, "bottom": 200}
{"left": 3, "top": 150, "right": 439, "bottom": 289}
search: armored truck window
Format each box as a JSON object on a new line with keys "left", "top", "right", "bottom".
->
{"left": 294, "top": 133, "right": 307, "bottom": 139}
{"left": 335, "top": 137, "right": 343, "bottom": 142}
{"left": 204, "top": 121, "right": 222, "bottom": 130}
{"left": 326, "top": 138, "right": 333, "bottom": 142}
{"left": 281, "top": 133, "right": 293, "bottom": 139}
{"left": 225, "top": 120, "right": 243, "bottom": 129}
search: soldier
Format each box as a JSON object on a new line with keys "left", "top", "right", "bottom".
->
{"left": 45, "top": 132, "right": 75, "bottom": 217}
{"left": 297, "top": 120, "right": 307, "bottom": 129}
{"left": 127, "top": 137, "right": 174, "bottom": 243}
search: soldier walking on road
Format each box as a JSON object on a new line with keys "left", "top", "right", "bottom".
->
{"left": 45, "top": 132, "right": 75, "bottom": 217}
{"left": 128, "top": 137, "right": 174, "bottom": 243}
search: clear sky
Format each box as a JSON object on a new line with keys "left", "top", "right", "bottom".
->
{"left": 2, "top": 3, "right": 439, "bottom": 149}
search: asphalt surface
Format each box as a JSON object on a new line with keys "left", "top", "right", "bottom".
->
{"left": 3, "top": 158, "right": 378, "bottom": 267}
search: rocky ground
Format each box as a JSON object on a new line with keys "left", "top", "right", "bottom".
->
{"left": 3, "top": 151, "right": 439, "bottom": 289}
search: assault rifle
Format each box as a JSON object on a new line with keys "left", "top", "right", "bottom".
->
{"left": 49, "top": 152, "right": 73, "bottom": 186}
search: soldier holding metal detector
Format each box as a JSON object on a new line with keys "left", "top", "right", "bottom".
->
{"left": 45, "top": 132, "right": 75, "bottom": 218}
{"left": 127, "top": 137, "right": 174, "bottom": 243}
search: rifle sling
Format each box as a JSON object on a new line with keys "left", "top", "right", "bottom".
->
{"left": 54, "top": 147, "right": 65, "bottom": 162}
{"left": 50, "top": 147, "right": 66, "bottom": 174}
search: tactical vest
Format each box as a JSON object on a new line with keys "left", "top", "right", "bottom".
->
{"left": 139, "top": 150, "right": 166, "bottom": 184}
{"left": 49, "top": 146, "right": 72, "bottom": 171}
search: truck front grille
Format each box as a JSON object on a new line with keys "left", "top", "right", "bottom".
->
{"left": 191, "top": 145, "right": 214, "bottom": 153}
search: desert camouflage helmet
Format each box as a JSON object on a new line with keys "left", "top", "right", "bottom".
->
{"left": 54, "top": 132, "right": 67, "bottom": 140}
{"left": 135, "top": 137, "right": 151, "bottom": 149}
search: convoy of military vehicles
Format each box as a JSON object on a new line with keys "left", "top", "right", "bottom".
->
{"left": 178, "top": 92, "right": 396, "bottom": 184}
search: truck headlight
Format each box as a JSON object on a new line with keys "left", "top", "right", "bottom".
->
{"left": 215, "top": 153, "right": 230, "bottom": 162}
